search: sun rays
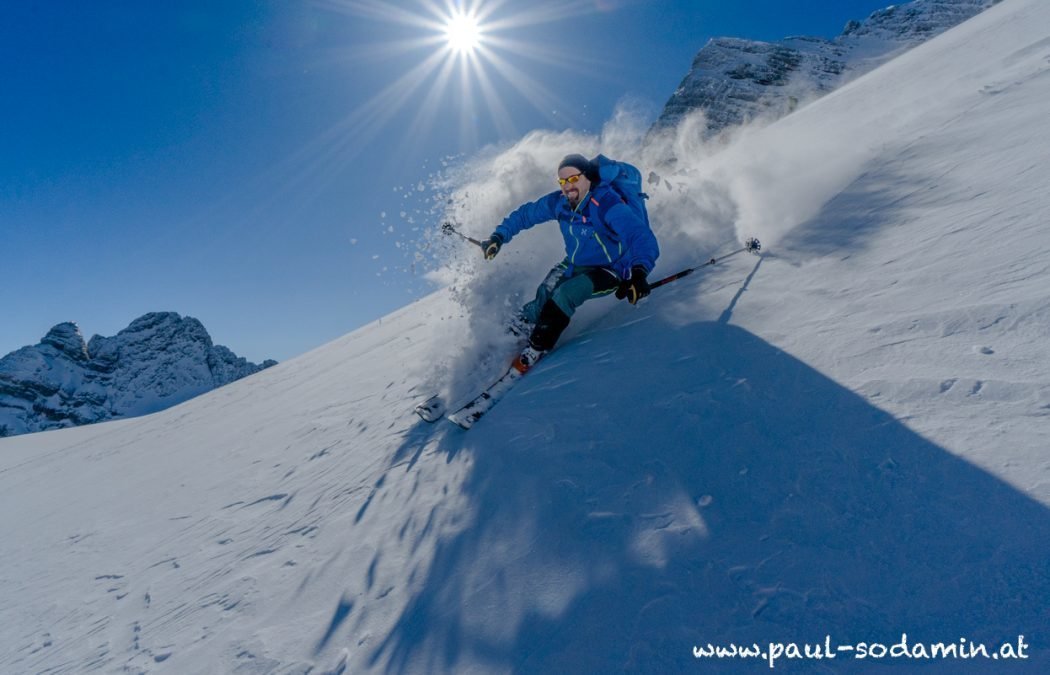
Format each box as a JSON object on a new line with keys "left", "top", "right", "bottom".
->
{"left": 312, "top": 0, "right": 604, "bottom": 156}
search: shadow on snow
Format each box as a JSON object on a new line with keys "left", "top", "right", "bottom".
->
{"left": 368, "top": 308, "right": 1050, "bottom": 673}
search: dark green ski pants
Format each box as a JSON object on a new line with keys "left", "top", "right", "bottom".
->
{"left": 521, "top": 260, "right": 620, "bottom": 351}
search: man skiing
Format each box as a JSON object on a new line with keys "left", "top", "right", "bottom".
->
{"left": 481, "top": 153, "right": 660, "bottom": 373}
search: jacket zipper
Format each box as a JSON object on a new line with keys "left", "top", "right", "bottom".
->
{"left": 568, "top": 195, "right": 588, "bottom": 265}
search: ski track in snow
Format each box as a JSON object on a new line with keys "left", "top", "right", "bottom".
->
{"left": 3, "top": 1, "right": 1050, "bottom": 672}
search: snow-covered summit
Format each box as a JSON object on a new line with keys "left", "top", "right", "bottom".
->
{"left": 655, "top": 0, "right": 1001, "bottom": 136}
{"left": 0, "top": 312, "right": 276, "bottom": 437}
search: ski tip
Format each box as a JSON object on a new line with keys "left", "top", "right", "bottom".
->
{"left": 414, "top": 395, "right": 446, "bottom": 423}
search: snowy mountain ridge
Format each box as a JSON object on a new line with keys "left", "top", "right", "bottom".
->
{"left": 655, "top": 0, "right": 1001, "bottom": 135}
{"left": 2, "top": 0, "right": 1049, "bottom": 672}
{"left": 0, "top": 312, "right": 276, "bottom": 437}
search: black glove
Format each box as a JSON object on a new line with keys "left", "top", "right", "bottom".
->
{"left": 482, "top": 233, "right": 503, "bottom": 260}
{"left": 616, "top": 265, "right": 651, "bottom": 305}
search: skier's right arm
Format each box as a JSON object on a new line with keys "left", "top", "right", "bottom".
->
{"left": 492, "top": 192, "right": 560, "bottom": 245}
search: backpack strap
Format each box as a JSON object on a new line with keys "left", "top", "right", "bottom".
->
{"left": 590, "top": 188, "right": 627, "bottom": 242}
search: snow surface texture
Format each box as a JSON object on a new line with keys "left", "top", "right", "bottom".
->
{"left": 3, "top": 0, "right": 1050, "bottom": 672}
{"left": 0, "top": 313, "right": 276, "bottom": 438}
{"left": 655, "top": 0, "right": 1001, "bottom": 136}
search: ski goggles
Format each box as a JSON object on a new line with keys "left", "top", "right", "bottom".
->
{"left": 558, "top": 173, "right": 584, "bottom": 186}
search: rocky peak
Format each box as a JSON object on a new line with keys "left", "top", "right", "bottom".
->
{"left": 0, "top": 312, "right": 276, "bottom": 438}
{"left": 40, "top": 322, "right": 89, "bottom": 362}
{"left": 122, "top": 312, "right": 212, "bottom": 343}
{"left": 844, "top": 0, "right": 999, "bottom": 43}
{"left": 654, "top": 0, "right": 1000, "bottom": 137}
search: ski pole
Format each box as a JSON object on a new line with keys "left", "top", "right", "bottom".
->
{"left": 441, "top": 222, "right": 485, "bottom": 249}
{"left": 650, "top": 237, "right": 761, "bottom": 290}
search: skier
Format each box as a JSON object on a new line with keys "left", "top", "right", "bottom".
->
{"left": 481, "top": 153, "right": 660, "bottom": 373}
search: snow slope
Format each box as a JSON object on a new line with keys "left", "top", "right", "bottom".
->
{"left": 3, "top": 0, "right": 1049, "bottom": 672}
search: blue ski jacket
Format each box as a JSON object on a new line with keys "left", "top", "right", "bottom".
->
{"left": 493, "top": 183, "right": 659, "bottom": 279}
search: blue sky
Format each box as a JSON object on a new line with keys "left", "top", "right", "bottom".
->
{"left": 2, "top": 0, "right": 893, "bottom": 362}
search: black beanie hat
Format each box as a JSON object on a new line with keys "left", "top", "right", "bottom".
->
{"left": 558, "top": 154, "right": 597, "bottom": 182}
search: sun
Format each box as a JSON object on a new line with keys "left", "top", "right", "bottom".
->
{"left": 444, "top": 11, "right": 482, "bottom": 55}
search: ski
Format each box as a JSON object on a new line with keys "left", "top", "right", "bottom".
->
{"left": 446, "top": 363, "right": 526, "bottom": 430}
{"left": 413, "top": 357, "right": 532, "bottom": 428}
{"left": 414, "top": 334, "right": 530, "bottom": 426}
